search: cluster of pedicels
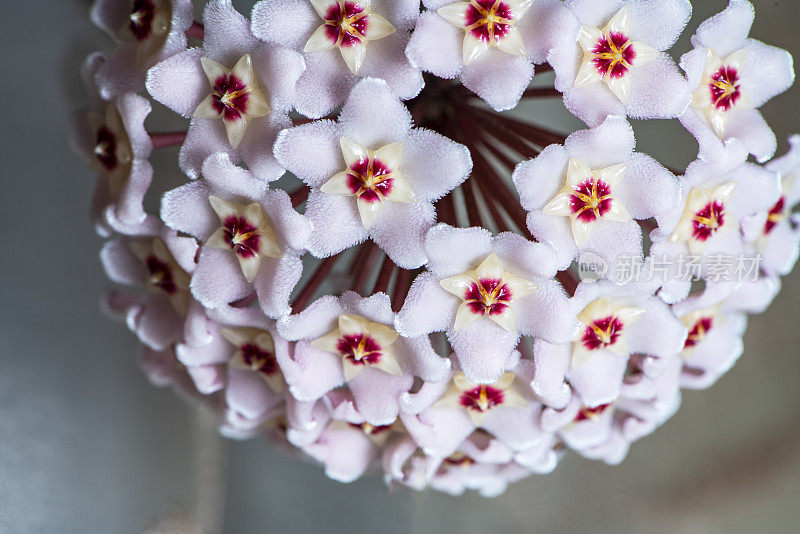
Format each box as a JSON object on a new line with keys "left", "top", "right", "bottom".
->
{"left": 72, "top": 0, "right": 797, "bottom": 496}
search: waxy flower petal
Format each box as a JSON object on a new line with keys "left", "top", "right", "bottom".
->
{"left": 252, "top": 0, "right": 422, "bottom": 118}
{"left": 440, "top": 253, "right": 537, "bottom": 332}
{"left": 275, "top": 78, "right": 471, "bottom": 268}
{"left": 207, "top": 196, "right": 282, "bottom": 283}
{"left": 571, "top": 297, "right": 645, "bottom": 368}
{"left": 194, "top": 54, "right": 270, "bottom": 148}
{"left": 304, "top": 0, "right": 397, "bottom": 74}
{"left": 433, "top": 371, "right": 528, "bottom": 425}
{"left": 146, "top": 0, "right": 304, "bottom": 180}
{"left": 549, "top": 0, "right": 692, "bottom": 125}
{"left": 573, "top": 7, "right": 658, "bottom": 104}
{"left": 679, "top": 0, "right": 795, "bottom": 162}
{"left": 311, "top": 314, "right": 403, "bottom": 380}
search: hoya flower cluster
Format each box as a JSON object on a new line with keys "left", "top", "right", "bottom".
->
{"left": 73, "top": 0, "right": 797, "bottom": 496}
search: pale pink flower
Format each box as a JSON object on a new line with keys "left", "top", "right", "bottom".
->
{"left": 251, "top": 0, "right": 424, "bottom": 118}
{"left": 679, "top": 0, "right": 795, "bottom": 163}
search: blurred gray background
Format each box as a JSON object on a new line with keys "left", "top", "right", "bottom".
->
{"left": 1, "top": 0, "right": 799, "bottom": 532}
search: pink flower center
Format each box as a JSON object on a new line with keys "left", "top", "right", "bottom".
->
{"left": 324, "top": 1, "right": 369, "bottom": 47}
{"left": 569, "top": 177, "right": 614, "bottom": 223}
{"left": 240, "top": 343, "right": 278, "bottom": 376}
{"left": 684, "top": 317, "right": 713, "bottom": 349}
{"left": 464, "top": 278, "right": 512, "bottom": 316}
{"left": 128, "top": 0, "right": 157, "bottom": 41}
{"left": 145, "top": 255, "right": 177, "bottom": 294}
{"left": 465, "top": 0, "right": 514, "bottom": 44}
{"left": 692, "top": 201, "right": 726, "bottom": 241}
{"left": 222, "top": 215, "right": 261, "bottom": 258}
{"left": 574, "top": 403, "right": 612, "bottom": 422}
{"left": 337, "top": 333, "right": 383, "bottom": 366}
{"left": 346, "top": 156, "right": 395, "bottom": 203}
{"left": 211, "top": 74, "right": 250, "bottom": 122}
{"left": 709, "top": 66, "right": 742, "bottom": 112}
{"left": 764, "top": 196, "right": 786, "bottom": 235}
{"left": 581, "top": 315, "right": 624, "bottom": 351}
{"left": 592, "top": 32, "right": 636, "bottom": 78}
{"left": 94, "top": 126, "right": 118, "bottom": 171}
{"left": 459, "top": 385, "right": 505, "bottom": 413}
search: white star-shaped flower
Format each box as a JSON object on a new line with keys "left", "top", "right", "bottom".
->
{"left": 433, "top": 372, "right": 527, "bottom": 425}
{"left": 678, "top": 305, "right": 722, "bottom": 360}
{"left": 128, "top": 237, "right": 191, "bottom": 315}
{"left": 221, "top": 327, "right": 284, "bottom": 393}
{"left": 690, "top": 48, "right": 754, "bottom": 138}
{"left": 311, "top": 314, "right": 402, "bottom": 381}
{"left": 320, "top": 138, "right": 416, "bottom": 228}
{"left": 440, "top": 253, "right": 537, "bottom": 333}
{"left": 541, "top": 158, "right": 632, "bottom": 247}
{"left": 194, "top": 54, "right": 270, "bottom": 149}
{"left": 574, "top": 6, "right": 658, "bottom": 104}
{"left": 206, "top": 196, "right": 282, "bottom": 283}
{"left": 437, "top": 0, "right": 533, "bottom": 64}
{"left": 571, "top": 298, "right": 645, "bottom": 369}
{"left": 669, "top": 182, "right": 738, "bottom": 254}
{"left": 304, "top": 0, "right": 396, "bottom": 74}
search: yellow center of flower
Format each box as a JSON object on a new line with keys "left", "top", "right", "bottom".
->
{"left": 694, "top": 212, "right": 720, "bottom": 230}
{"left": 349, "top": 336, "right": 371, "bottom": 362}
{"left": 589, "top": 322, "right": 616, "bottom": 345}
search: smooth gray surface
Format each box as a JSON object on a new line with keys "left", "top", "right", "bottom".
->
{"left": 1, "top": 1, "right": 799, "bottom": 533}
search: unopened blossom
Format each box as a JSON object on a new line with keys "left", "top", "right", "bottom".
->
{"left": 161, "top": 152, "right": 312, "bottom": 317}
{"left": 549, "top": 0, "right": 692, "bottom": 126}
{"left": 406, "top": 0, "right": 579, "bottom": 111}
{"left": 400, "top": 356, "right": 545, "bottom": 455}
{"left": 679, "top": 0, "right": 795, "bottom": 162}
{"left": 651, "top": 143, "right": 780, "bottom": 303}
{"left": 274, "top": 78, "right": 472, "bottom": 268}
{"left": 146, "top": 0, "right": 304, "bottom": 180}
{"left": 740, "top": 135, "right": 800, "bottom": 276}
{"left": 277, "top": 291, "right": 450, "bottom": 425}
{"left": 513, "top": 116, "right": 680, "bottom": 271}
{"left": 251, "top": 0, "right": 423, "bottom": 118}
{"left": 532, "top": 280, "right": 686, "bottom": 410}
{"left": 90, "top": 0, "right": 194, "bottom": 98}
{"left": 396, "top": 224, "right": 576, "bottom": 384}
{"left": 100, "top": 226, "right": 198, "bottom": 350}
